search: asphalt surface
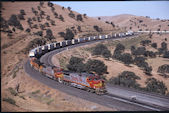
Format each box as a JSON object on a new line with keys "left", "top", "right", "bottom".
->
{"left": 24, "top": 35, "right": 169, "bottom": 111}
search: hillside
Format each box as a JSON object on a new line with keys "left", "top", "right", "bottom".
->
{"left": 1, "top": 1, "right": 118, "bottom": 112}
{"left": 94, "top": 14, "right": 169, "bottom": 31}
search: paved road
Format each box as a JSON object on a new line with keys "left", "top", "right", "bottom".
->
{"left": 24, "top": 35, "right": 169, "bottom": 111}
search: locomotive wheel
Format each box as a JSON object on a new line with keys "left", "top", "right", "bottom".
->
{"left": 58, "top": 78, "right": 63, "bottom": 83}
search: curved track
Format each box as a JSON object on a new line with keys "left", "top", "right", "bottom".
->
{"left": 24, "top": 35, "right": 169, "bottom": 111}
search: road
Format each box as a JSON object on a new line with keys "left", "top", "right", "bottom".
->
{"left": 24, "top": 35, "right": 169, "bottom": 111}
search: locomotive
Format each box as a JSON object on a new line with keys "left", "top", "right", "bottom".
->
{"left": 28, "top": 31, "right": 134, "bottom": 95}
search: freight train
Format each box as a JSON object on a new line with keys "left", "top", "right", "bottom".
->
{"left": 28, "top": 31, "right": 134, "bottom": 95}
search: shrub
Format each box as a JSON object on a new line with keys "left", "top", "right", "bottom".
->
{"left": 158, "top": 64, "right": 169, "bottom": 74}
{"left": 68, "top": 11, "right": 75, "bottom": 19}
{"left": 109, "top": 71, "right": 141, "bottom": 89}
{"left": 133, "top": 56, "right": 147, "bottom": 67}
{"left": 140, "top": 40, "right": 151, "bottom": 46}
{"left": 40, "top": 1, "right": 44, "bottom": 7}
{"left": 121, "top": 53, "right": 133, "bottom": 65}
{"left": 40, "top": 24, "right": 45, "bottom": 30}
{"left": 3, "top": 97, "right": 16, "bottom": 106}
{"left": 77, "top": 14, "right": 83, "bottom": 21}
{"left": 67, "top": 6, "right": 71, "bottom": 11}
{"left": 1, "top": 17, "right": 9, "bottom": 31}
{"left": 47, "top": 1, "right": 54, "bottom": 7}
{"left": 32, "top": 17, "right": 36, "bottom": 21}
{"left": 110, "top": 22, "right": 115, "bottom": 27}
{"left": 77, "top": 26, "right": 82, "bottom": 32}
{"left": 93, "top": 25, "right": 102, "bottom": 32}
{"left": 161, "top": 42, "right": 167, "bottom": 51}
{"left": 45, "top": 22, "right": 50, "bottom": 27}
{"left": 8, "top": 87, "right": 18, "bottom": 96}
{"left": 25, "top": 28, "right": 31, "bottom": 33}
{"left": 46, "top": 15, "right": 50, "bottom": 21}
{"left": 163, "top": 51, "right": 169, "bottom": 58}
{"left": 98, "top": 17, "right": 101, "bottom": 20}
{"left": 133, "top": 47, "right": 146, "bottom": 56}
{"left": 145, "top": 78, "right": 167, "bottom": 95}
{"left": 45, "top": 29, "right": 55, "bottom": 40}
{"left": 59, "top": 15, "right": 64, "bottom": 22}
{"left": 67, "top": 56, "right": 86, "bottom": 72}
{"left": 151, "top": 43, "right": 157, "bottom": 49}
{"left": 131, "top": 46, "right": 136, "bottom": 55}
{"left": 64, "top": 28, "right": 74, "bottom": 40}
{"left": 92, "top": 44, "right": 112, "bottom": 59}
{"left": 58, "top": 32, "right": 65, "bottom": 38}
{"left": 62, "top": 7, "right": 65, "bottom": 10}
{"left": 50, "top": 20, "right": 55, "bottom": 26}
{"left": 8, "top": 14, "right": 24, "bottom": 30}
{"left": 114, "top": 43, "right": 125, "bottom": 53}
{"left": 20, "top": 9, "right": 26, "bottom": 15}
{"left": 85, "top": 59, "right": 107, "bottom": 75}
{"left": 143, "top": 65, "right": 152, "bottom": 75}
{"left": 83, "top": 13, "right": 87, "bottom": 18}
{"left": 34, "top": 31, "right": 43, "bottom": 37}
{"left": 54, "top": 12, "right": 58, "bottom": 18}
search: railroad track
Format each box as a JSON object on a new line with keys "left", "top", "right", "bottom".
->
{"left": 24, "top": 34, "right": 169, "bottom": 111}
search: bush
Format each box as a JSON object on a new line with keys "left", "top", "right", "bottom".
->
{"left": 8, "top": 87, "right": 18, "bottom": 96}
{"left": 3, "top": 97, "right": 16, "bottom": 106}
{"left": 98, "top": 17, "right": 101, "bottom": 20}
{"left": 64, "top": 28, "right": 74, "bottom": 40}
{"left": 140, "top": 40, "right": 151, "bottom": 46}
{"left": 131, "top": 46, "right": 136, "bottom": 55}
{"left": 85, "top": 59, "right": 107, "bottom": 75}
{"left": 50, "top": 20, "right": 55, "bottom": 26}
{"left": 163, "top": 51, "right": 169, "bottom": 58}
{"left": 151, "top": 43, "right": 157, "bottom": 49}
{"left": 59, "top": 15, "right": 64, "bottom": 22}
{"left": 67, "top": 6, "right": 71, "bottom": 11}
{"left": 76, "top": 14, "right": 83, "bottom": 21}
{"left": 68, "top": 11, "right": 75, "bottom": 19}
{"left": 46, "top": 15, "right": 50, "bottom": 21}
{"left": 92, "top": 44, "right": 112, "bottom": 59}
{"left": 144, "top": 51, "right": 156, "bottom": 58}
{"left": 40, "top": 1, "right": 44, "bottom": 7}
{"left": 25, "top": 28, "right": 31, "bottom": 33}
{"left": 45, "top": 29, "right": 55, "bottom": 40}
{"left": 67, "top": 56, "right": 86, "bottom": 72}
{"left": 158, "top": 64, "right": 169, "bottom": 74}
{"left": 34, "top": 31, "right": 43, "bottom": 37}
{"left": 47, "top": 1, "right": 54, "bottom": 7}
{"left": 58, "top": 32, "right": 65, "bottom": 38}
{"left": 45, "top": 22, "right": 50, "bottom": 27}
{"left": 20, "top": 9, "right": 26, "bottom": 15}
{"left": 121, "top": 53, "right": 133, "bottom": 65}
{"left": 54, "top": 12, "right": 58, "bottom": 18}
{"left": 8, "top": 14, "right": 24, "bottom": 30}
{"left": 77, "top": 26, "right": 82, "bottom": 32}
{"left": 161, "top": 42, "right": 167, "bottom": 51}
{"left": 109, "top": 71, "right": 141, "bottom": 89}
{"left": 145, "top": 78, "right": 167, "bottom": 95}
{"left": 133, "top": 47, "right": 146, "bottom": 56}
{"left": 143, "top": 65, "right": 152, "bottom": 75}
{"left": 93, "top": 25, "right": 102, "bottom": 32}
{"left": 133, "top": 56, "right": 147, "bottom": 68}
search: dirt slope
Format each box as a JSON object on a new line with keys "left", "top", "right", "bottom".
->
{"left": 94, "top": 14, "right": 169, "bottom": 31}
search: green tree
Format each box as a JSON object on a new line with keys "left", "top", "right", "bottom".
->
{"left": 85, "top": 59, "right": 107, "bottom": 75}
{"left": 67, "top": 56, "right": 86, "bottom": 72}
{"left": 145, "top": 78, "right": 167, "bottom": 95}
